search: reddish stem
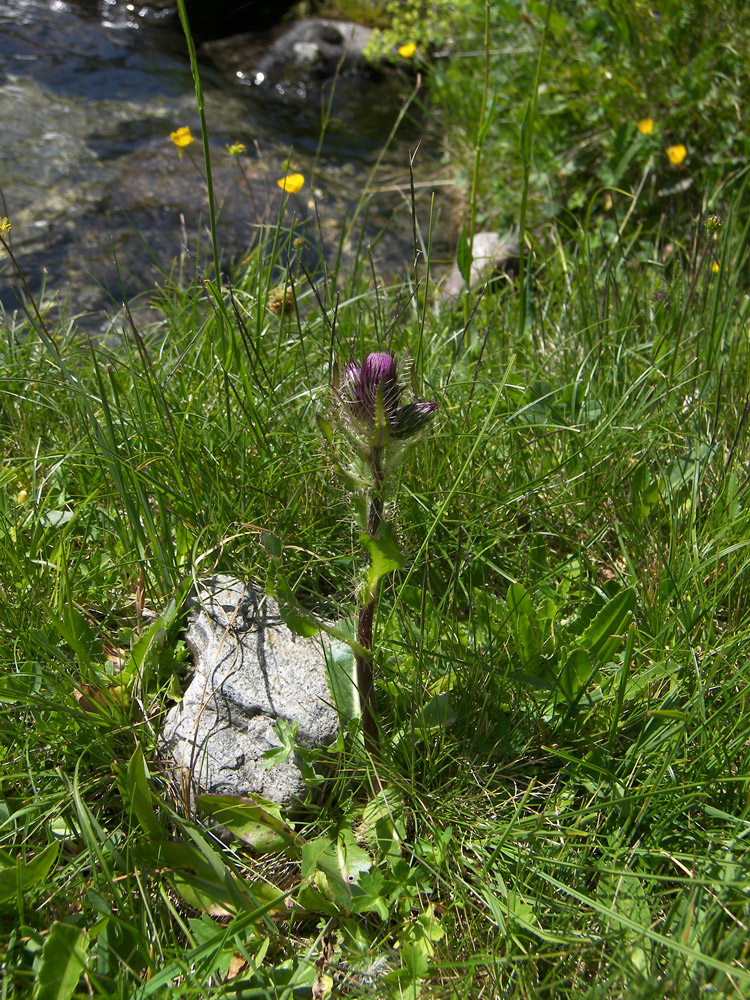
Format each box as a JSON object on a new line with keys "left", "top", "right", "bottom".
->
{"left": 356, "top": 450, "right": 384, "bottom": 753}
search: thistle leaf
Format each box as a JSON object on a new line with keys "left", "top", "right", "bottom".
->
{"left": 361, "top": 522, "right": 406, "bottom": 601}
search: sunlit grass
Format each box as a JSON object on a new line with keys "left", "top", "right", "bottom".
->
{"left": 1, "top": 1, "right": 750, "bottom": 997}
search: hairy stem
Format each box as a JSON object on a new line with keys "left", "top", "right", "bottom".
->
{"left": 356, "top": 450, "right": 385, "bottom": 753}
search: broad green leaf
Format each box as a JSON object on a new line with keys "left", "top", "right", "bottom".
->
{"left": 0, "top": 671, "right": 42, "bottom": 705}
{"left": 359, "top": 787, "right": 406, "bottom": 861}
{"left": 269, "top": 569, "right": 372, "bottom": 660}
{"left": 315, "top": 413, "right": 334, "bottom": 446}
{"left": 350, "top": 868, "right": 390, "bottom": 919}
{"left": 417, "top": 692, "right": 455, "bottom": 730}
{"left": 186, "top": 915, "right": 236, "bottom": 982}
{"left": 123, "top": 743, "right": 162, "bottom": 839}
{"left": 597, "top": 871, "right": 652, "bottom": 974}
{"left": 36, "top": 921, "right": 89, "bottom": 1000}
{"left": 297, "top": 838, "right": 339, "bottom": 915}
{"left": 301, "top": 838, "right": 333, "bottom": 880}
{"left": 399, "top": 903, "right": 446, "bottom": 959}
{"left": 133, "top": 839, "right": 282, "bottom": 917}
{"left": 664, "top": 443, "right": 713, "bottom": 493}
{"left": 558, "top": 648, "right": 593, "bottom": 701}
{"left": 119, "top": 611, "right": 167, "bottom": 687}
{"left": 630, "top": 463, "right": 659, "bottom": 524}
{"left": 195, "top": 794, "right": 301, "bottom": 854}
{"left": 496, "top": 0, "right": 520, "bottom": 21}
{"left": 456, "top": 221, "right": 472, "bottom": 287}
{"left": 539, "top": 871, "right": 750, "bottom": 987}
{"left": 45, "top": 607, "right": 101, "bottom": 669}
{"left": 505, "top": 582, "right": 535, "bottom": 620}
{"left": 325, "top": 641, "right": 359, "bottom": 721}
{"left": 274, "top": 572, "right": 323, "bottom": 638}
{"left": 716, "top": 472, "right": 741, "bottom": 521}
{"left": 580, "top": 588, "right": 636, "bottom": 662}
{"left": 417, "top": 904, "right": 446, "bottom": 943}
{"left": 273, "top": 573, "right": 373, "bottom": 661}
{"left": 399, "top": 942, "right": 428, "bottom": 1000}
{"left": 506, "top": 583, "right": 543, "bottom": 667}
{"left": 314, "top": 829, "right": 371, "bottom": 912}
{"left": 261, "top": 531, "right": 283, "bottom": 560}
{"left": 0, "top": 841, "right": 59, "bottom": 905}
{"left": 361, "top": 522, "right": 406, "bottom": 601}
{"left": 481, "top": 886, "right": 547, "bottom": 939}
{"left": 259, "top": 717, "right": 298, "bottom": 769}
{"left": 40, "top": 509, "right": 75, "bottom": 528}
{"left": 295, "top": 879, "right": 340, "bottom": 917}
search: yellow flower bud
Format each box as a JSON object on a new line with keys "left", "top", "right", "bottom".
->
{"left": 666, "top": 144, "right": 687, "bottom": 165}
{"left": 277, "top": 173, "right": 305, "bottom": 194}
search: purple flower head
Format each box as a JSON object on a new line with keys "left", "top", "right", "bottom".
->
{"left": 338, "top": 352, "right": 438, "bottom": 450}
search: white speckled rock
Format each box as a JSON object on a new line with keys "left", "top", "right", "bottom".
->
{"left": 440, "top": 231, "right": 520, "bottom": 301}
{"left": 159, "top": 575, "right": 339, "bottom": 808}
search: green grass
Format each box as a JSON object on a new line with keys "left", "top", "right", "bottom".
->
{"left": 1, "top": 1, "right": 750, "bottom": 997}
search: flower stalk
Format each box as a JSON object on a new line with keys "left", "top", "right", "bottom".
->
{"left": 357, "top": 447, "right": 384, "bottom": 751}
{"left": 329, "top": 352, "right": 437, "bottom": 753}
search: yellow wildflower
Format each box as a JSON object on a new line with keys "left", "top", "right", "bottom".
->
{"left": 276, "top": 173, "right": 305, "bottom": 194}
{"left": 16, "top": 489, "right": 29, "bottom": 505}
{"left": 711, "top": 261, "right": 720, "bottom": 274}
{"left": 637, "top": 118, "right": 654, "bottom": 135}
{"left": 0, "top": 217, "right": 10, "bottom": 236}
{"left": 398, "top": 42, "right": 417, "bottom": 58}
{"left": 666, "top": 144, "right": 687, "bottom": 165}
{"left": 169, "top": 126, "right": 194, "bottom": 159}
{"left": 226, "top": 142, "right": 247, "bottom": 156}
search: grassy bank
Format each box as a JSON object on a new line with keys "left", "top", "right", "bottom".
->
{"left": 1, "top": 1, "right": 750, "bottom": 997}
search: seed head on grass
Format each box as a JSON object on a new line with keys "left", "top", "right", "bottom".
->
{"left": 267, "top": 283, "right": 294, "bottom": 315}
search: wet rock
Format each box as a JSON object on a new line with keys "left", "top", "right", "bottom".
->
{"left": 440, "top": 230, "right": 520, "bottom": 301}
{"left": 159, "top": 0, "right": 299, "bottom": 41}
{"left": 67, "top": 0, "right": 297, "bottom": 40}
{"left": 203, "top": 19, "right": 378, "bottom": 92}
{"left": 159, "top": 575, "right": 339, "bottom": 808}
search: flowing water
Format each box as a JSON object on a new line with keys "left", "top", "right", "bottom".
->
{"left": 0, "top": 0, "right": 451, "bottom": 330}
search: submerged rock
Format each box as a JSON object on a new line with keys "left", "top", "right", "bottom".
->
{"left": 159, "top": 575, "right": 339, "bottom": 808}
{"left": 202, "top": 18, "right": 378, "bottom": 93}
{"left": 148, "top": 0, "right": 299, "bottom": 41}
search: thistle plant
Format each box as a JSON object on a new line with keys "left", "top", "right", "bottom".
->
{"left": 322, "top": 352, "right": 438, "bottom": 752}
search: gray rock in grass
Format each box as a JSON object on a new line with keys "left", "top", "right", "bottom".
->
{"left": 159, "top": 575, "right": 339, "bottom": 808}
{"left": 440, "top": 230, "right": 520, "bottom": 302}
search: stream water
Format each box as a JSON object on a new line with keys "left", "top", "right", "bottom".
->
{"left": 0, "top": 0, "right": 451, "bottom": 331}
